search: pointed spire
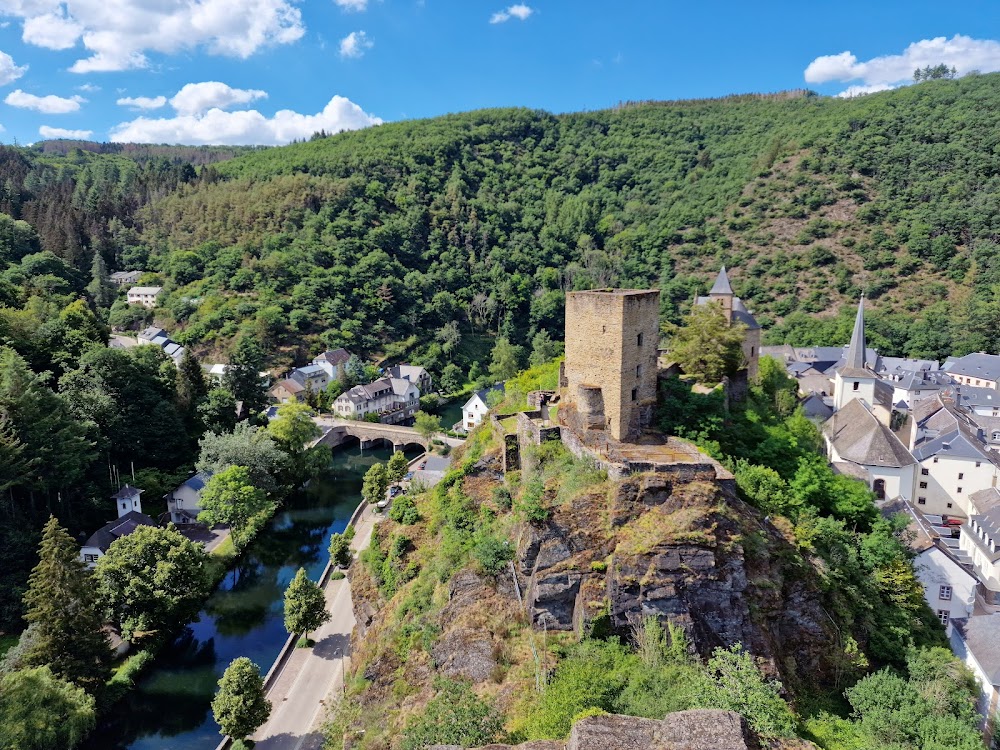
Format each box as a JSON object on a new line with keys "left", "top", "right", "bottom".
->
{"left": 709, "top": 266, "right": 734, "bottom": 296}
{"left": 845, "top": 295, "right": 868, "bottom": 371}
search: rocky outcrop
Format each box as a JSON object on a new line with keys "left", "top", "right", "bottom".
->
{"left": 516, "top": 470, "right": 836, "bottom": 684}
{"left": 431, "top": 709, "right": 817, "bottom": 750}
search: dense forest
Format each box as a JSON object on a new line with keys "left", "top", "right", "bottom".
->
{"left": 1, "top": 73, "right": 1000, "bottom": 635}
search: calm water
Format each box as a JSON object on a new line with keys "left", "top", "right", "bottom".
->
{"left": 83, "top": 444, "right": 418, "bottom": 750}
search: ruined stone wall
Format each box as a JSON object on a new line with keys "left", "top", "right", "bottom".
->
{"left": 564, "top": 289, "right": 660, "bottom": 442}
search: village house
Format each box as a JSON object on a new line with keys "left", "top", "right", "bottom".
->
{"left": 79, "top": 485, "right": 156, "bottom": 567}
{"left": 127, "top": 286, "right": 163, "bottom": 308}
{"left": 110, "top": 270, "right": 143, "bottom": 286}
{"left": 961, "top": 488, "right": 1000, "bottom": 606}
{"left": 949, "top": 614, "right": 1000, "bottom": 737}
{"left": 333, "top": 377, "right": 420, "bottom": 424}
{"left": 312, "top": 348, "right": 353, "bottom": 381}
{"left": 907, "top": 396, "right": 1000, "bottom": 517}
{"left": 944, "top": 353, "right": 1000, "bottom": 390}
{"left": 915, "top": 543, "right": 978, "bottom": 632}
{"left": 137, "top": 326, "right": 186, "bottom": 365}
{"left": 386, "top": 364, "right": 432, "bottom": 394}
{"left": 463, "top": 385, "right": 505, "bottom": 432}
{"left": 165, "top": 472, "right": 211, "bottom": 525}
{"left": 289, "top": 364, "right": 329, "bottom": 394}
{"left": 269, "top": 377, "right": 306, "bottom": 403}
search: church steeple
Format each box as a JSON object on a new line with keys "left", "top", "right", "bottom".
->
{"left": 709, "top": 266, "right": 734, "bottom": 296}
{"left": 844, "top": 295, "right": 868, "bottom": 372}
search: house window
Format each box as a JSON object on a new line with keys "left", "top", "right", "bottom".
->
{"left": 958, "top": 473, "right": 964, "bottom": 480}
{"left": 919, "top": 482, "right": 928, "bottom": 489}
{"left": 750, "top": 346, "right": 755, "bottom": 357}
{"left": 977, "top": 461, "right": 982, "bottom": 467}
{"left": 637, "top": 332, "right": 643, "bottom": 347}
{"left": 636, "top": 364, "right": 642, "bottom": 379}
{"left": 631, "top": 388, "right": 637, "bottom": 402}
{"left": 957, "top": 487, "right": 962, "bottom": 493}
{"left": 921, "top": 468, "right": 929, "bottom": 476}
{"left": 83, "top": 554, "right": 98, "bottom": 563}
{"left": 853, "top": 381, "right": 859, "bottom": 391}
{"left": 992, "top": 432, "right": 1000, "bottom": 441}
{"left": 939, "top": 585, "right": 952, "bottom": 601}
{"left": 938, "top": 610, "right": 950, "bottom": 626}
{"left": 933, "top": 457, "right": 939, "bottom": 463}
{"left": 947, "top": 502, "right": 953, "bottom": 509}
{"left": 918, "top": 497, "right": 927, "bottom": 505}
{"left": 121, "top": 502, "right": 126, "bottom": 510}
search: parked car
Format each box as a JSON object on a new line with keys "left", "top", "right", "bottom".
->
{"left": 389, "top": 486, "right": 403, "bottom": 498}
{"left": 419, "top": 461, "right": 427, "bottom": 470}
{"left": 376, "top": 498, "right": 390, "bottom": 511}
{"left": 404, "top": 472, "right": 413, "bottom": 481}
{"left": 942, "top": 517, "right": 964, "bottom": 527}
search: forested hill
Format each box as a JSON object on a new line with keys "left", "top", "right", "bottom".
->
{"left": 129, "top": 73, "right": 1000, "bottom": 369}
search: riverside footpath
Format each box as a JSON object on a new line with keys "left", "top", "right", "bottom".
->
{"left": 246, "top": 500, "right": 377, "bottom": 750}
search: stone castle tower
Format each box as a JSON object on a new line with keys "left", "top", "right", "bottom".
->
{"left": 696, "top": 266, "right": 761, "bottom": 380}
{"left": 562, "top": 289, "right": 660, "bottom": 442}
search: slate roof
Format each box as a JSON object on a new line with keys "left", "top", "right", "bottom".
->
{"left": 386, "top": 364, "right": 429, "bottom": 384}
{"left": 464, "top": 383, "right": 505, "bottom": 410}
{"left": 879, "top": 356, "right": 941, "bottom": 374}
{"left": 709, "top": 266, "right": 734, "bottom": 295}
{"left": 824, "top": 398, "right": 916, "bottom": 468}
{"left": 951, "top": 614, "right": 1000, "bottom": 685}
{"left": 180, "top": 472, "right": 210, "bottom": 493}
{"left": 314, "top": 348, "right": 352, "bottom": 366}
{"left": 83, "top": 511, "right": 156, "bottom": 553}
{"left": 694, "top": 296, "right": 760, "bottom": 330}
{"left": 139, "top": 326, "right": 167, "bottom": 341}
{"left": 954, "top": 384, "right": 1000, "bottom": 410}
{"left": 970, "top": 487, "right": 1000, "bottom": 513}
{"left": 968, "top": 505, "right": 1000, "bottom": 561}
{"left": 272, "top": 378, "right": 304, "bottom": 394}
{"left": 111, "top": 485, "right": 142, "bottom": 501}
{"left": 839, "top": 297, "right": 877, "bottom": 378}
{"left": 129, "top": 286, "right": 162, "bottom": 295}
{"left": 944, "top": 353, "right": 1000, "bottom": 383}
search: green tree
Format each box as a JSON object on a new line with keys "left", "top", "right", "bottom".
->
{"left": 488, "top": 336, "right": 523, "bottom": 382}
{"left": 439, "top": 362, "right": 463, "bottom": 394}
{"left": 283, "top": 567, "right": 330, "bottom": 644}
{"left": 197, "top": 422, "right": 287, "bottom": 495}
{"left": 662, "top": 303, "right": 747, "bottom": 384}
{"left": 691, "top": 644, "right": 796, "bottom": 738}
{"left": 362, "top": 463, "right": 389, "bottom": 508}
{"left": 212, "top": 657, "right": 271, "bottom": 744}
{"left": 267, "top": 401, "right": 322, "bottom": 481}
{"left": 529, "top": 329, "right": 560, "bottom": 367}
{"left": 0, "top": 666, "right": 96, "bottom": 750}
{"left": 94, "top": 524, "right": 212, "bottom": 643}
{"left": 22, "top": 516, "right": 111, "bottom": 693}
{"left": 198, "top": 465, "right": 276, "bottom": 551}
{"left": 86, "top": 250, "right": 115, "bottom": 310}
{"left": 198, "top": 387, "right": 238, "bottom": 434}
{"left": 413, "top": 411, "right": 441, "bottom": 441}
{"left": 386, "top": 450, "right": 409, "bottom": 484}
{"left": 176, "top": 348, "right": 209, "bottom": 417}
{"left": 401, "top": 678, "right": 503, "bottom": 750}
{"left": 328, "top": 532, "right": 352, "bottom": 568}
{"left": 223, "top": 336, "right": 267, "bottom": 418}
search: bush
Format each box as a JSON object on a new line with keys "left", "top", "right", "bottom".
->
{"left": 493, "top": 486, "right": 513, "bottom": 511}
{"left": 330, "top": 570, "right": 345, "bottom": 580}
{"left": 472, "top": 532, "right": 513, "bottom": 576}
{"left": 389, "top": 495, "right": 420, "bottom": 525}
{"left": 401, "top": 678, "right": 504, "bottom": 750}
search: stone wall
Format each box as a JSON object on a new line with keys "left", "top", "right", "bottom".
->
{"left": 491, "top": 414, "right": 521, "bottom": 472}
{"left": 564, "top": 289, "right": 660, "bottom": 442}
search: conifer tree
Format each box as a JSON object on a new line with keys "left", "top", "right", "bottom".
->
{"left": 283, "top": 567, "right": 330, "bottom": 645}
{"left": 86, "top": 249, "right": 115, "bottom": 310}
{"left": 176, "top": 348, "right": 209, "bottom": 415}
{"left": 223, "top": 336, "right": 267, "bottom": 419}
{"left": 22, "top": 516, "right": 111, "bottom": 694}
{"left": 212, "top": 657, "right": 271, "bottom": 743}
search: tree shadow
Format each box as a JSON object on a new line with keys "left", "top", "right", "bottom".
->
{"left": 311, "top": 631, "right": 351, "bottom": 662}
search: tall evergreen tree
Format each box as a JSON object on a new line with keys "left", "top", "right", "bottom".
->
{"left": 223, "top": 336, "right": 267, "bottom": 419}
{"left": 176, "top": 348, "right": 209, "bottom": 417}
{"left": 85, "top": 249, "right": 115, "bottom": 310}
{"left": 22, "top": 516, "right": 111, "bottom": 693}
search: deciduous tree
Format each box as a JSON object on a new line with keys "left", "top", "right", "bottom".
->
{"left": 198, "top": 465, "right": 276, "bottom": 551}
{"left": 212, "top": 657, "right": 271, "bottom": 744}
{"left": 0, "top": 666, "right": 96, "bottom": 750}
{"left": 283, "top": 567, "right": 330, "bottom": 644}
{"left": 362, "top": 463, "right": 389, "bottom": 508}
{"left": 662, "top": 303, "right": 746, "bottom": 384}
{"left": 386, "top": 450, "right": 409, "bottom": 484}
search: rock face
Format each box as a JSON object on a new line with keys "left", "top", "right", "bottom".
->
{"left": 430, "top": 709, "right": 809, "bottom": 750}
{"left": 516, "top": 471, "right": 836, "bottom": 684}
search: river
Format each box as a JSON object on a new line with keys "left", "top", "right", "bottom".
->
{"left": 83, "top": 443, "right": 419, "bottom": 750}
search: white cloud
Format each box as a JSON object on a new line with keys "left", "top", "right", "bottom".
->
{"left": 334, "top": 0, "right": 367, "bottom": 10}
{"left": 170, "top": 82, "right": 267, "bottom": 116}
{"left": 76, "top": 82, "right": 99, "bottom": 92}
{"left": 0, "top": 50, "right": 27, "bottom": 86}
{"left": 805, "top": 34, "right": 1000, "bottom": 95}
{"left": 2, "top": 0, "right": 305, "bottom": 73}
{"left": 39, "top": 125, "right": 92, "bottom": 139}
{"left": 117, "top": 94, "right": 167, "bottom": 110}
{"left": 339, "top": 30, "right": 372, "bottom": 58}
{"left": 836, "top": 84, "right": 894, "bottom": 99}
{"left": 490, "top": 3, "right": 533, "bottom": 23}
{"left": 5, "top": 89, "right": 85, "bottom": 113}
{"left": 22, "top": 11, "right": 82, "bottom": 49}
{"left": 109, "top": 94, "right": 382, "bottom": 145}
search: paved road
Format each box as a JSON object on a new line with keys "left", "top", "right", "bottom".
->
{"left": 250, "top": 507, "right": 377, "bottom": 750}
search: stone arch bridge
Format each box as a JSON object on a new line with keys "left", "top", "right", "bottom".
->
{"left": 310, "top": 416, "right": 430, "bottom": 452}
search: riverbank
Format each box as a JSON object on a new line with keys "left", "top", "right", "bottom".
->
{"left": 80, "top": 445, "right": 413, "bottom": 750}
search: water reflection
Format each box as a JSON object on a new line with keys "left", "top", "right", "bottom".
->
{"left": 82, "top": 444, "right": 416, "bottom": 750}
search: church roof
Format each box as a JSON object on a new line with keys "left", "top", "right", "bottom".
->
{"left": 709, "top": 266, "right": 734, "bottom": 295}
{"left": 824, "top": 398, "right": 916, "bottom": 468}
{"left": 839, "top": 296, "right": 876, "bottom": 378}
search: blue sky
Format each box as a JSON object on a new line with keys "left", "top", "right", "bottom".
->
{"left": 0, "top": 0, "right": 995, "bottom": 145}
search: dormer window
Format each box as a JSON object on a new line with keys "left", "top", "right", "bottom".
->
{"left": 853, "top": 381, "right": 859, "bottom": 391}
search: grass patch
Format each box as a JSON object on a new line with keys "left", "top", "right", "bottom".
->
{"left": 614, "top": 505, "right": 717, "bottom": 556}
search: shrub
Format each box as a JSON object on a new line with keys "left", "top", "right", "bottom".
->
{"left": 400, "top": 678, "right": 503, "bottom": 750}
{"left": 472, "top": 533, "right": 513, "bottom": 576}
{"left": 389, "top": 495, "right": 420, "bottom": 525}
